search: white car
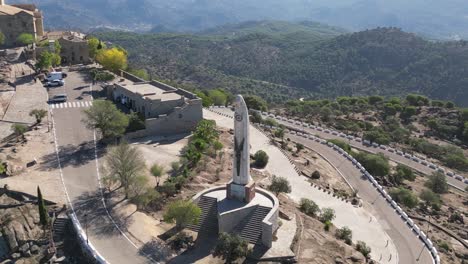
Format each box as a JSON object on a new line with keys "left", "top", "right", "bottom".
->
{"left": 45, "top": 79, "right": 65, "bottom": 87}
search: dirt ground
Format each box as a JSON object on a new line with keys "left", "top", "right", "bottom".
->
{"left": 280, "top": 140, "right": 353, "bottom": 198}
{"left": 387, "top": 172, "right": 467, "bottom": 264}
{"left": 0, "top": 124, "right": 66, "bottom": 204}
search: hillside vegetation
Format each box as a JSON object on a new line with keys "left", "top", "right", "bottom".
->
{"left": 96, "top": 26, "right": 468, "bottom": 106}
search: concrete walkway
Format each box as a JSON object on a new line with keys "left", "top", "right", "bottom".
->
{"left": 204, "top": 109, "right": 399, "bottom": 263}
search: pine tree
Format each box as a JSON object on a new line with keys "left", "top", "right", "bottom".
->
{"left": 37, "top": 186, "right": 49, "bottom": 228}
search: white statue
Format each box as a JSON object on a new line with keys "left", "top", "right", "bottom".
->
{"left": 228, "top": 95, "right": 255, "bottom": 202}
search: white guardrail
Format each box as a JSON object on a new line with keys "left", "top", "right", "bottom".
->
{"left": 70, "top": 214, "right": 108, "bottom": 264}
{"left": 208, "top": 106, "right": 447, "bottom": 263}
{"left": 257, "top": 111, "right": 468, "bottom": 185}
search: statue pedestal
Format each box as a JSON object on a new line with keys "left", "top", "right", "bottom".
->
{"left": 226, "top": 180, "right": 256, "bottom": 203}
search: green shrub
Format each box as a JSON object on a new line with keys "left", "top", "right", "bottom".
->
{"left": 335, "top": 226, "right": 353, "bottom": 245}
{"left": 299, "top": 198, "right": 320, "bottom": 217}
{"left": 253, "top": 150, "right": 269, "bottom": 168}
{"left": 213, "top": 232, "right": 250, "bottom": 263}
{"left": 425, "top": 172, "right": 448, "bottom": 194}
{"left": 268, "top": 175, "right": 291, "bottom": 195}
{"left": 324, "top": 220, "right": 332, "bottom": 231}
{"left": 389, "top": 187, "right": 418, "bottom": 208}
{"left": 320, "top": 208, "right": 336, "bottom": 223}
{"left": 356, "top": 241, "right": 371, "bottom": 258}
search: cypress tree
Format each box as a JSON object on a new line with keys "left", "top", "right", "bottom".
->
{"left": 37, "top": 186, "right": 49, "bottom": 228}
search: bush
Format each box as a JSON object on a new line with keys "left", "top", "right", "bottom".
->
{"left": 335, "top": 226, "right": 352, "bottom": 245}
{"left": 419, "top": 189, "right": 441, "bottom": 209}
{"left": 389, "top": 187, "right": 418, "bottom": 208}
{"left": 353, "top": 152, "right": 390, "bottom": 177}
{"left": 311, "top": 170, "right": 321, "bottom": 179}
{"left": 263, "top": 118, "right": 278, "bottom": 127}
{"left": 391, "top": 164, "right": 415, "bottom": 185}
{"left": 320, "top": 208, "right": 336, "bottom": 223}
{"left": 131, "top": 188, "right": 161, "bottom": 210}
{"left": 327, "top": 139, "right": 351, "bottom": 153}
{"left": 324, "top": 220, "right": 332, "bottom": 231}
{"left": 160, "top": 181, "right": 177, "bottom": 197}
{"left": 253, "top": 150, "right": 269, "bottom": 168}
{"left": 213, "top": 232, "right": 250, "bottom": 263}
{"left": 127, "top": 111, "right": 145, "bottom": 132}
{"left": 438, "top": 241, "right": 451, "bottom": 252}
{"left": 425, "top": 172, "right": 448, "bottom": 194}
{"left": 268, "top": 175, "right": 291, "bottom": 195}
{"left": 299, "top": 198, "right": 320, "bottom": 217}
{"left": 356, "top": 241, "right": 371, "bottom": 259}
{"left": 163, "top": 200, "right": 201, "bottom": 230}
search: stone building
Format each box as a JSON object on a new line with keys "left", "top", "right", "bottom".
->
{"left": 36, "top": 31, "right": 90, "bottom": 65}
{"left": 106, "top": 71, "right": 203, "bottom": 137}
{"left": 0, "top": 0, "right": 44, "bottom": 47}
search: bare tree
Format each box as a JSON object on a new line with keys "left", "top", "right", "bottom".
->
{"left": 104, "top": 141, "right": 146, "bottom": 199}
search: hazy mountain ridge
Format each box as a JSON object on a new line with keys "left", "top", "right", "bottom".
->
{"left": 8, "top": 0, "right": 468, "bottom": 39}
{"left": 95, "top": 24, "right": 468, "bottom": 106}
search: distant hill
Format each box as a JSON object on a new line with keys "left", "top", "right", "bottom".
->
{"left": 96, "top": 25, "right": 468, "bottom": 106}
{"left": 9, "top": 0, "right": 468, "bottom": 39}
{"left": 201, "top": 21, "right": 348, "bottom": 38}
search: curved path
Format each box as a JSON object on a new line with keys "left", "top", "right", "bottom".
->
{"left": 49, "top": 70, "right": 152, "bottom": 263}
{"left": 250, "top": 110, "right": 467, "bottom": 191}
{"left": 204, "top": 109, "right": 433, "bottom": 264}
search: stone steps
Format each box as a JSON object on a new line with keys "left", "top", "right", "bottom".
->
{"left": 53, "top": 217, "right": 68, "bottom": 243}
{"left": 187, "top": 196, "right": 218, "bottom": 234}
{"left": 232, "top": 206, "right": 271, "bottom": 244}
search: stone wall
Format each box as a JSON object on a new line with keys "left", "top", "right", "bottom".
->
{"left": 0, "top": 12, "right": 37, "bottom": 47}
{"left": 58, "top": 37, "right": 90, "bottom": 65}
{"left": 125, "top": 99, "right": 203, "bottom": 138}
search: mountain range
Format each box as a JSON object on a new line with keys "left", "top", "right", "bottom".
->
{"left": 94, "top": 22, "right": 468, "bottom": 106}
{"left": 9, "top": 0, "right": 468, "bottom": 39}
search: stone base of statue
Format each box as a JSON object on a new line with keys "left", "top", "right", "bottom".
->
{"left": 226, "top": 180, "right": 256, "bottom": 203}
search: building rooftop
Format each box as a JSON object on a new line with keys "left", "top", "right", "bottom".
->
{"left": 0, "top": 4, "right": 33, "bottom": 16}
{"left": 116, "top": 80, "right": 182, "bottom": 101}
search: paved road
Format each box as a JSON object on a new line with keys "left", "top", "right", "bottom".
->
{"left": 248, "top": 110, "right": 467, "bottom": 191}
{"left": 49, "top": 69, "right": 150, "bottom": 264}
{"left": 205, "top": 108, "right": 434, "bottom": 264}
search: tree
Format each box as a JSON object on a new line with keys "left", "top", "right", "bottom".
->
{"left": 244, "top": 95, "right": 268, "bottom": 111}
{"left": 29, "top": 109, "right": 47, "bottom": 124}
{"left": 335, "top": 226, "right": 352, "bottom": 245}
{"left": 300, "top": 198, "right": 320, "bottom": 217}
{"left": 320, "top": 208, "right": 336, "bottom": 223}
{"left": 391, "top": 164, "right": 415, "bottom": 185}
{"left": 0, "top": 32, "right": 5, "bottom": 45}
{"left": 401, "top": 106, "right": 417, "bottom": 120}
{"left": 268, "top": 175, "right": 291, "bottom": 195}
{"left": 356, "top": 241, "right": 371, "bottom": 259}
{"left": 213, "top": 232, "right": 249, "bottom": 263}
{"left": 296, "top": 143, "right": 304, "bottom": 153}
{"left": 88, "top": 37, "right": 106, "bottom": 59}
{"left": 128, "top": 68, "right": 149, "bottom": 80}
{"left": 163, "top": 200, "right": 201, "bottom": 230}
{"left": 353, "top": 153, "right": 390, "bottom": 177}
{"left": 16, "top": 33, "right": 34, "bottom": 46}
{"left": 368, "top": 95, "right": 384, "bottom": 105}
{"left": 419, "top": 189, "right": 441, "bottom": 209}
{"left": 36, "top": 51, "right": 53, "bottom": 70}
{"left": 389, "top": 187, "right": 418, "bottom": 208}
{"left": 82, "top": 100, "right": 129, "bottom": 140}
{"left": 208, "top": 89, "right": 228, "bottom": 106}
{"left": 96, "top": 47, "right": 128, "bottom": 72}
{"left": 150, "top": 163, "right": 164, "bottom": 187}
{"left": 253, "top": 150, "right": 269, "bottom": 168}
{"left": 104, "top": 142, "right": 146, "bottom": 199}
{"left": 426, "top": 172, "right": 448, "bottom": 194}
{"left": 274, "top": 128, "right": 285, "bottom": 141}
{"left": 213, "top": 141, "right": 223, "bottom": 156}
{"left": 11, "top": 123, "right": 27, "bottom": 142}
{"left": 37, "top": 186, "right": 49, "bottom": 229}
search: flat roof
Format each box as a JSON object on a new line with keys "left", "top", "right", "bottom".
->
{"left": 117, "top": 81, "right": 182, "bottom": 101}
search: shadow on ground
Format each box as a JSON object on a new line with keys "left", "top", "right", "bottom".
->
{"left": 167, "top": 232, "right": 218, "bottom": 264}
{"left": 72, "top": 189, "right": 135, "bottom": 239}
{"left": 39, "top": 140, "right": 106, "bottom": 170}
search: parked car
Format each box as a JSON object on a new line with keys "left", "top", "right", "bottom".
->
{"left": 45, "top": 79, "right": 64, "bottom": 87}
{"left": 49, "top": 94, "right": 68, "bottom": 103}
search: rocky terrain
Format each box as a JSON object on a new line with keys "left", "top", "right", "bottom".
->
{"left": 0, "top": 188, "right": 53, "bottom": 263}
